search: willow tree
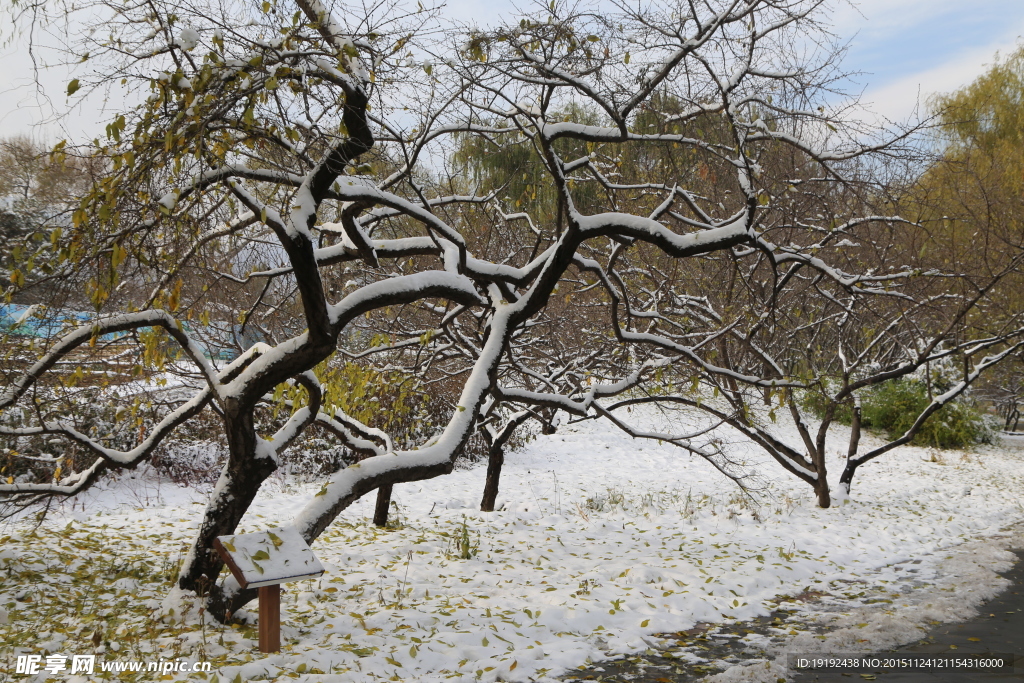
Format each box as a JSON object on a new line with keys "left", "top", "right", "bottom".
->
{"left": 1, "top": 0, "right": 942, "bottom": 617}
{"left": 910, "top": 46, "right": 1024, "bottom": 430}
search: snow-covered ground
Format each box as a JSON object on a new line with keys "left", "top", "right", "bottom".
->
{"left": 2, "top": 408, "right": 1023, "bottom": 682}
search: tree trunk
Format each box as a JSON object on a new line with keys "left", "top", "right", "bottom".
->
{"left": 809, "top": 443, "right": 830, "bottom": 508}
{"left": 178, "top": 412, "right": 278, "bottom": 623}
{"left": 480, "top": 445, "right": 504, "bottom": 512}
{"left": 373, "top": 483, "right": 393, "bottom": 527}
{"left": 1006, "top": 404, "right": 1020, "bottom": 431}
{"left": 837, "top": 405, "right": 863, "bottom": 499}
{"left": 838, "top": 459, "right": 857, "bottom": 498}
{"left": 838, "top": 402, "right": 862, "bottom": 500}
{"left": 846, "top": 403, "right": 862, "bottom": 460}
{"left": 541, "top": 407, "right": 557, "bottom": 435}
{"left": 814, "top": 475, "right": 831, "bottom": 508}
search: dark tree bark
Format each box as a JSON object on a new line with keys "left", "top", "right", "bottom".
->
{"left": 480, "top": 447, "right": 504, "bottom": 512}
{"left": 813, "top": 475, "right": 831, "bottom": 508}
{"left": 373, "top": 484, "right": 393, "bottom": 527}
{"left": 479, "top": 411, "right": 531, "bottom": 512}
{"left": 836, "top": 403, "right": 863, "bottom": 496}
{"left": 180, "top": 413, "right": 278, "bottom": 620}
{"left": 1005, "top": 404, "right": 1020, "bottom": 431}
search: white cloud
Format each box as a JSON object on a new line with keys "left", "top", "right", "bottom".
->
{"left": 860, "top": 31, "right": 1024, "bottom": 122}
{"left": 831, "top": 0, "right": 963, "bottom": 34}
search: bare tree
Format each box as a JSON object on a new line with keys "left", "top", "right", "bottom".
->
{"left": 1, "top": 0, "right": 980, "bottom": 618}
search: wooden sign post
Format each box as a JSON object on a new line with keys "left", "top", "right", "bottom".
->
{"left": 213, "top": 527, "right": 325, "bottom": 653}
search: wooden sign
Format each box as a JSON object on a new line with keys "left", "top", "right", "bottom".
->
{"left": 214, "top": 527, "right": 325, "bottom": 653}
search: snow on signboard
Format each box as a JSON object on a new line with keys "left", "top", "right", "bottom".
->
{"left": 214, "top": 527, "right": 324, "bottom": 589}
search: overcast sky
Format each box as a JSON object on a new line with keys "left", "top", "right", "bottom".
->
{"left": 1, "top": 0, "right": 1022, "bottom": 141}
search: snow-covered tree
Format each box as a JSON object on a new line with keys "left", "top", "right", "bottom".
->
{"left": 6, "top": 0, "right": 1016, "bottom": 618}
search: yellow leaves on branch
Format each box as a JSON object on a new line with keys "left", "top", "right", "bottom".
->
{"left": 111, "top": 243, "right": 127, "bottom": 269}
{"left": 167, "top": 279, "right": 184, "bottom": 313}
{"left": 87, "top": 280, "right": 108, "bottom": 310}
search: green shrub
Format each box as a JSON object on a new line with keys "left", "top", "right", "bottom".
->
{"left": 800, "top": 377, "right": 995, "bottom": 449}
{"left": 860, "top": 379, "right": 994, "bottom": 449}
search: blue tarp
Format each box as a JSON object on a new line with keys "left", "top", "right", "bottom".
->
{"left": 0, "top": 303, "right": 249, "bottom": 360}
{"left": 0, "top": 303, "right": 126, "bottom": 341}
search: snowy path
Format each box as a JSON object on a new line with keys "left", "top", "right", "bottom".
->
{"left": 2, "top": 408, "right": 1023, "bottom": 682}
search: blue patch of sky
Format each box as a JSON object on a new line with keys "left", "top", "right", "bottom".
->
{"left": 842, "top": 2, "right": 1022, "bottom": 80}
